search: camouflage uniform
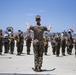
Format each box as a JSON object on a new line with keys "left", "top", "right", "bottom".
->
{"left": 9, "top": 34, "right": 15, "bottom": 54}
{"left": 4, "top": 34, "right": 9, "bottom": 53}
{"left": 16, "top": 34, "right": 22, "bottom": 55}
{"left": 0, "top": 35, "right": 3, "bottom": 55}
{"left": 21, "top": 32, "right": 24, "bottom": 54}
{"left": 29, "top": 25, "right": 47, "bottom": 71}
{"left": 51, "top": 37, "right": 56, "bottom": 55}
{"left": 73, "top": 38, "right": 76, "bottom": 57}
{"left": 61, "top": 35, "right": 66, "bottom": 56}
{"left": 55, "top": 34, "right": 61, "bottom": 57}
{"left": 66, "top": 36, "right": 73, "bottom": 55}
{"left": 0, "top": 30, "right": 3, "bottom": 54}
{"left": 43, "top": 36, "right": 49, "bottom": 55}
{"left": 26, "top": 35, "right": 32, "bottom": 54}
{"left": 15, "top": 30, "right": 23, "bottom": 55}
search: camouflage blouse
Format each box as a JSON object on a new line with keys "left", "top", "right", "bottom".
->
{"left": 29, "top": 25, "right": 47, "bottom": 41}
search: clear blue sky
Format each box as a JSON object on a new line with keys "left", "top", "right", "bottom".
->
{"left": 0, "top": 0, "right": 76, "bottom": 33}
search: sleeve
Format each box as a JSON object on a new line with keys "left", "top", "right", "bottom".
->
{"left": 43, "top": 26, "right": 47, "bottom": 31}
{"left": 29, "top": 26, "right": 34, "bottom": 31}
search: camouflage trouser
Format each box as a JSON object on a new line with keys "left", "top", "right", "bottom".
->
{"left": 75, "top": 49, "right": 76, "bottom": 54}
{"left": 33, "top": 40, "right": 44, "bottom": 68}
{"left": 56, "top": 46, "right": 60, "bottom": 56}
{"left": 44, "top": 44, "right": 48, "bottom": 53}
{"left": 27, "top": 44, "right": 31, "bottom": 53}
{"left": 4, "top": 42, "right": 9, "bottom": 53}
{"left": 0, "top": 43, "right": 2, "bottom": 53}
{"left": 10, "top": 43, "right": 14, "bottom": 52}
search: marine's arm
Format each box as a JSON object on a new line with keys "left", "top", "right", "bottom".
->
{"left": 43, "top": 25, "right": 52, "bottom": 32}
{"left": 26, "top": 23, "right": 30, "bottom": 30}
{"left": 26, "top": 23, "right": 34, "bottom": 30}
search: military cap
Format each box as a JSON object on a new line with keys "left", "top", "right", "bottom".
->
{"left": 18, "top": 30, "right": 21, "bottom": 34}
{"left": 35, "top": 15, "right": 41, "bottom": 21}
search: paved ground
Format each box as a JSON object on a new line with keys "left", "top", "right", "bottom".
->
{"left": 0, "top": 42, "right": 76, "bottom": 75}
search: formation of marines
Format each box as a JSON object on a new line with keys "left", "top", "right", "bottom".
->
{"left": 0, "top": 28, "right": 75, "bottom": 56}
{"left": 51, "top": 29, "right": 75, "bottom": 57}
{"left": 0, "top": 15, "right": 76, "bottom": 72}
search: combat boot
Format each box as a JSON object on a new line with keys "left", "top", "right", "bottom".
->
{"left": 37, "top": 67, "right": 41, "bottom": 72}
{"left": 45, "top": 52, "right": 47, "bottom": 55}
{"left": 32, "top": 67, "right": 37, "bottom": 72}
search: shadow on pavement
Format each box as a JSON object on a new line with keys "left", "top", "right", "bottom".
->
{"left": 41, "top": 68, "right": 56, "bottom": 72}
{"left": 0, "top": 57, "right": 12, "bottom": 59}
